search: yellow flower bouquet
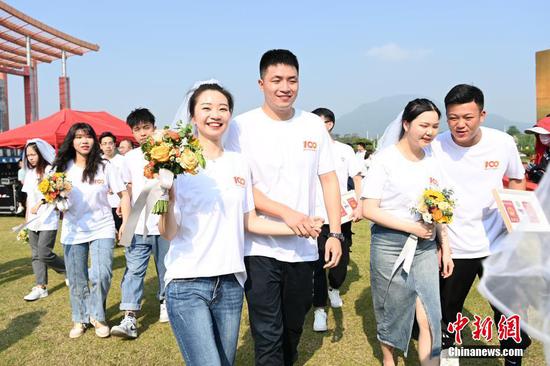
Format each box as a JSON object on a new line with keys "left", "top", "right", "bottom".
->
{"left": 38, "top": 172, "right": 72, "bottom": 212}
{"left": 411, "top": 187, "right": 456, "bottom": 224}
{"left": 141, "top": 122, "right": 205, "bottom": 214}
{"left": 16, "top": 228, "right": 29, "bottom": 243}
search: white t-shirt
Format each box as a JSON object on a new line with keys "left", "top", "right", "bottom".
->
{"left": 121, "top": 148, "right": 160, "bottom": 236}
{"left": 315, "top": 140, "right": 363, "bottom": 222}
{"left": 22, "top": 166, "right": 59, "bottom": 231}
{"left": 431, "top": 127, "right": 525, "bottom": 258}
{"left": 361, "top": 145, "right": 443, "bottom": 222}
{"left": 61, "top": 160, "right": 126, "bottom": 244}
{"left": 355, "top": 151, "right": 370, "bottom": 176}
{"left": 105, "top": 154, "right": 125, "bottom": 208}
{"left": 164, "top": 152, "right": 254, "bottom": 287}
{"left": 225, "top": 107, "right": 335, "bottom": 262}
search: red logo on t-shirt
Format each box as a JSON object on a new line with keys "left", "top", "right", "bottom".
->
{"left": 485, "top": 161, "right": 500, "bottom": 169}
{"left": 233, "top": 176, "right": 245, "bottom": 187}
{"left": 303, "top": 140, "right": 318, "bottom": 151}
{"left": 429, "top": 177, "right": 439, "bottom": 186}
{"left": 94, "top": 179, "right": 105, "bottom": 185}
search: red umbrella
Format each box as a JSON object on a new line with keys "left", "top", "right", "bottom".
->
{"left": 0, "top": 109, "right": 135, "bottom": 149}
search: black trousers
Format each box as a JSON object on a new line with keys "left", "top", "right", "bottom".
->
{"left": 440, "top": 258, "right": 531, "bottom": 360}
{"left": 312, "top": 222, "right": 352, "bottom": 307}
{"left": 244, "top": 256, "right": 315, "bottom": 366}
{"left": 111, "top": 207, "right": 122, "bottom": 232}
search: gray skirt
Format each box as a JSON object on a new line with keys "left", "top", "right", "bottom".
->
{"left": 370, "top": 224, "right": 441, "bottom": 357}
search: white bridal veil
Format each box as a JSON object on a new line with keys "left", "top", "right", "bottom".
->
{"left": 22, "top": 138, "right": 56, "bottom": 169}
{"left": 478, "top": 172, "right": 550, "bottom": 364}
{"left": 374, "top": 111, "right": 404, "bottom": 154}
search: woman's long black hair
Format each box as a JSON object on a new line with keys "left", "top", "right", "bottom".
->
{"left": 52, "top": 123, "right": 105, "bottom": 183}
{"left": 25, "top": 143, "right": 49, "bottom": 179}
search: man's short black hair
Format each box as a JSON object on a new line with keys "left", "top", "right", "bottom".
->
{"left": 126, "top": 108, "right": 155, "bottom": 129}
{"left": 311, "top": 108, "right": 335, "bottom": 125}
{"left": 99, "top": 131, "right": 116, "bottom": 144}
{"left": 444, "top": 84, "right": 484, "bottom": 111}
{"left": 259, "top": 49, "right": 299, "bottom": 78}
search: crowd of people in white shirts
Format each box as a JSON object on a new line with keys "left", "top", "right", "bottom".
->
{"left": 19, "top": 49, "right": 535, "bottom": 366}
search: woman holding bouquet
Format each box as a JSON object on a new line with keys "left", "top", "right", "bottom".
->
{"left": 21, "top": 138, "right": 66, "bottom": 301}
{"left": 159, "top": 82, "right": 322, "bottom": 366}
{"left": 52, "top": 123, "right": 130, "bottom": 338}
{"left": 362, "top": 99, "right": 454, "bottom": 366}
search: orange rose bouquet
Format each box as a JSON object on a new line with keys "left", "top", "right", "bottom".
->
{"left": 411, "top": 187, "right": 455, "bottom": 225}
{"left": 141, "top": 122, "right": 205, "bottom": 214}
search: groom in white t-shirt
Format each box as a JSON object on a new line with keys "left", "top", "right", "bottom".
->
{"left": 431, "top": 84, "right": 530, "bottom": 366}
{"left": 225, "top": 49, "right": 343, "bottom": 365}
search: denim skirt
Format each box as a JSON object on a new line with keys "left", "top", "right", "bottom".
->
{"left": 370, "top": 224, "right": 441, "bottom": 357}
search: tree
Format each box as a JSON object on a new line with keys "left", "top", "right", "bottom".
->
{"left": 506, "top": 126, "right": 521, "bottom": 136}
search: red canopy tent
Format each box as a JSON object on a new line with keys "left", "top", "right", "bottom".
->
{"left": 0, "top": 109, "right": 135, "bottom": 149}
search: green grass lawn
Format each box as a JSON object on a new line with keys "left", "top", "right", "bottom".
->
{"left": 0, "top": 217, "right": 545, "bottom": 365}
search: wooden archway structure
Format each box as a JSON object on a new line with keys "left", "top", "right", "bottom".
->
{"left": 0, "top": 1, "right": 99, "bottom": 131}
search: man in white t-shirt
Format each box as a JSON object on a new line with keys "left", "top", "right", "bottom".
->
{"left": 225, "top": 49, "right": 343, "bottom": 365}
{"left": 431, "top": 84, "right": 530, "bottom": 366}
{"left": 99, "top": 131, "right": 125, "bottom": 232}
{"left": 354, "top": 142, "right": 372, "bottom": 177}
{"left": 310, "top": 107, "right": 363, "bottom": 332}
{"left": 110, "top": 108, "right": 170, "bottom": 340}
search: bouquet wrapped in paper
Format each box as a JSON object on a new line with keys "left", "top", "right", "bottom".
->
{"left": 142, "top": 122, "right": 205, "bottom": 214}
{"left": 411, "top": 187, "right": 456, "bottom": 225}
{"left": 38, "top": 172, "right": 72, "bottom": 212}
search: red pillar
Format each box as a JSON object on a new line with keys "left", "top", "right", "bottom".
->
{"left": 23, "top": 62, "right": 38, "bottom": 124}
{"left": 59, "top": 76, "right": 71, "bottom": 110}
{"left": 0, "top": 73, "right": 8, "bottom": 132}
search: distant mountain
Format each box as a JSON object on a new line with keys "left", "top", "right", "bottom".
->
{"left": 334, "top": 95, "right": 533, "bottom": 138}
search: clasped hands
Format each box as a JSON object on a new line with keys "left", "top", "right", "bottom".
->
{"left": 281, "top": 208, "right": 324, "bottom": 239}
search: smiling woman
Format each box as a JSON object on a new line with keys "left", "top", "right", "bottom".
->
{"left": 158, "top": 81, "right": 318, "bottom": 365}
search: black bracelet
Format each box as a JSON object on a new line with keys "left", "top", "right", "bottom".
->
{"left": 41, "top": 199, "right": 46, "bottom": 204}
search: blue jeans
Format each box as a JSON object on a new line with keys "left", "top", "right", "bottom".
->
{"left": 166, "top": 275, "right": 244, "bottom": 366}
{"left": 63, "top": 239, "right": 114, "bottom": 323}
{"left": 119, "top": 234, "right": 169, "bottom": 311}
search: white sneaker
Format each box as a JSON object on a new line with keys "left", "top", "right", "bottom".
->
{"left": 313, "top": 308, "right": 328, "bottom": 332}
{"left": 110, "top": 315, "right": 138, "bottom": 339}
{"left": 69, "top": 322, "right": 86, "bottom": 339}
{"left": 65, "top": 278, "right": 70, "bottom": 287}
{"left": 440, "top": 349, "right": 460, "bottom": 366}
{"left": 90, "top": 318, "right": 110, "bottom": 338}
{"left": 328, "top": 288, "right": 343, "bottom": 308}
{"left": 16, "top": 205, "right": 24, "bottom": 214}
{"left": 24, "top": 286, "right": 48, "bottom": 301}
{"left": 159, "top": 303, "right": 169, "bottom": 323}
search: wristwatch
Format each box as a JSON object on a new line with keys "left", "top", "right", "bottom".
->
{"left": 328, "top": 232, "right": 345, "bottom": 242}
